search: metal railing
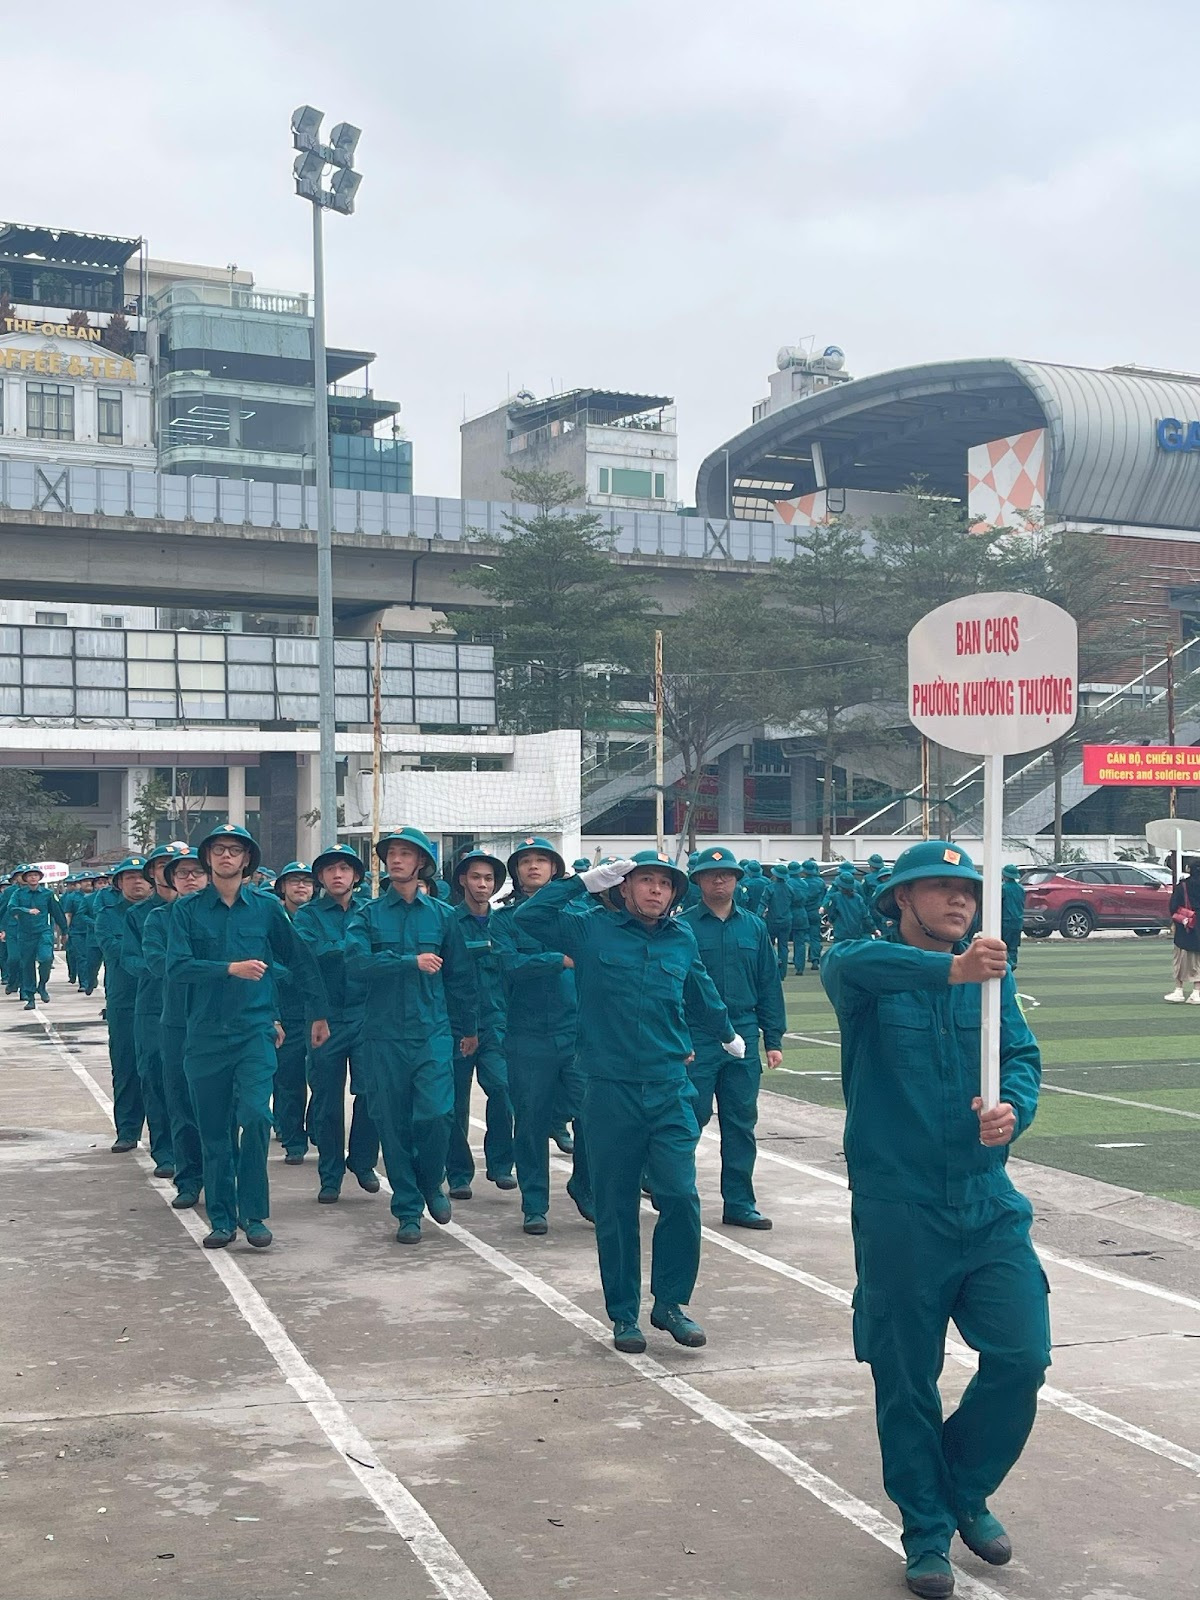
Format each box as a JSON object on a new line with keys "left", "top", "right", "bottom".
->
{"left": 845, "top": 638, "right": 1200, "bottom": 836}
{"left": 0, "top": 455, "right": 793, "bottom": 563}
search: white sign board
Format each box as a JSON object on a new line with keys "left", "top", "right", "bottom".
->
{"left": 908, "top": 591, "right": 1078, "bottom": 755}
{"left": 27, "top": 859, "right": 69, "bottom": 882}
{"left": 1145, "top": 818, "right": 1200, "bottom": 852}
{"left": 908, "top": 592, "right": 1079, "bottom": 1111}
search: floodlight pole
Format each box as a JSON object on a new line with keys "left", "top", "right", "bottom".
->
{"left": 294, "top": 105, "right": 360, "bottom": 850}
{"left": 310, "top": 198, "right": 337, "bottom": 849}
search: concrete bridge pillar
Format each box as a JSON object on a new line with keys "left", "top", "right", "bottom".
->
{"left": 717, "top": 745, "right": 746, "bottom": 835}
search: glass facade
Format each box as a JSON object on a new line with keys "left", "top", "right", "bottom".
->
{"left": 0, "top": 625, "right": 495, "bottom": 727}
{"left": 331, "top": 433, "right": 412, "bottom": 494}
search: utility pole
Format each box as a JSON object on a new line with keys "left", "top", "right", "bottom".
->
{"left": 654, "top": 628, "right": 665, "bottom": 854}
{"left": 1168, "top": 639, "right": 1177, "bottom": 820}
{"left": 371, "top": 619, "right": 383, "bottom": 894}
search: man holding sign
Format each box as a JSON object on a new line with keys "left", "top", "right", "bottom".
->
{"left": 823, "top": 840, "right": 1046, "bottom": 1598}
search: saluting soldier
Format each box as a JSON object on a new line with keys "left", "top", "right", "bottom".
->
{"left": 681, "top": 847, "right": 786, "bottom": 1232}
{"left": 516, "top": 851, "right": 739, "bottom": 1355}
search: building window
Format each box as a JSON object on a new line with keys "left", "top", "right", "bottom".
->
{"left": 100, "top": 614, "right": 125, "bottom": 628}
{"left": 27, "top": 383, "right": 75, "bottom": 441}
{"left": 610, "top": 467, "right": 652, "bottom": 498}
{"left": 35, "top": 611, "right": 69, "bottom": 625}
{"left": 598, "top": 467, "right": 610, "bottom": 493}
{"left": 97, "top": 388, "right": 123, "bottom": 444}
{"left": 653, "top": 472, "right": 665, "bottom": 499}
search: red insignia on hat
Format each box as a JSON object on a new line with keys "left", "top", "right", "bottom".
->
{"left": 943, "top": 848, "right": 961, "bottom": 865}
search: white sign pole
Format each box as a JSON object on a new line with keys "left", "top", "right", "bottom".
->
{"left": 907, "top": 592, "right": 1079, "bottom": 1115}
{"left": 980, "top": 752, "right": 1004, "bottom": 1108}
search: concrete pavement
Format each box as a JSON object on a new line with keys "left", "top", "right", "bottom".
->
{"left": 2, "top": 983, "right": 1199, "bottom": 1599}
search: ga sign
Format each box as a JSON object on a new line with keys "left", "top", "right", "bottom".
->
{"left": 1156, "top": 418, "right": 1200, "bottom": 453}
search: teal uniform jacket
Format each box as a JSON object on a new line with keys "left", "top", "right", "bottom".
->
{"left": 825, "top": 885, "right": 875, "bottom": 942}
{"left": 292, "top": 894, "right": 367, "bottom": 1030}
{"left": 821, "top": 936, "right": 1040, "bottom": 1205}
{"left": 516, "top": 874, "right": 734, "bottom": 1325}
{"left": 490, "top": 894, "right": 578, "bottom": 1048}
{"left": 764, "top": 873, "right": 793, "bottom": 933}
{"left": 785, "top": 873, "right": 810, "bottom": 932}
{"left": 124, "top": 895, "right": 172, "bottom": 1021}
{"left": 144, "top": 899, "right": 190, "bottom": 1031}
{"left": 84, "top": 886, "right": 120, "bottom": 983}
{"left": 820, "top": 932, "right": 1049, "bottom": 1563}
{"left": 451, "top": 900, "right": 506, "bottom": 1050}
{"left": 293, "top": 891, "right": 381, "bottom": 1190}
{"left": 513, "top": 875, "right": 734, "bottom": 1080}
{"left": 343, "top": 889, "right": 478, "bottom": 1046}
{"left": 1001, "top": 879, "right": 1025, "bottom": 950}
{"left": 6, "top": 884, "right": 67, "bottom": 949}
{"left": 679, "top": 902, "right": 786, "bottom": 1063}
{"left": 741, "top": 868, "right": 770, "bottom": 918}
{"left": 165, "top": 885, "right": 329, "bottom": 1048}
{"left": 93, "top": 894, "right": 141, "bottom": 1009}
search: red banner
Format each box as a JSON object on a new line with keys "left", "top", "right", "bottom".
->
{"left": 1082, "top": 744, "right": 1200, "bottom": 785}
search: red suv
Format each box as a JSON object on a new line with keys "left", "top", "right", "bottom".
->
{"left": 1022, "top": 865, "right": 1171, "bottom": 940}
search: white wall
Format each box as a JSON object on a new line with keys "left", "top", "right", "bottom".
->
{"left": 351, "top": 729, "right": 583, "bottom": 861}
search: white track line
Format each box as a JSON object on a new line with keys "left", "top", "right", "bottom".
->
{"left": 742, "top": 1128, "right": 1200, "bottom": 1316}
{"left": 38, "top": 1013, "right": 494, "bottom": 1600}
{"left": 439, "top": 1216, "right": 1015, "bottom": 1600}
{"left": 1040, "top": 1082, "right": 1200, "bottom": 1121}
{"left": 513, "top": 1125, "right": 1200, "bottom": 1483}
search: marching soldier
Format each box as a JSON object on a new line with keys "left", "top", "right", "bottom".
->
{"left": 446, "top": 848, "right": 516, "bottom": 1198}
{"left": 681, "top": 847, "right": 786, "bottom": 1231}
{"left": 293, "top": 844, "right": 381, "bottom": 1205}
{"left": 344, "top": 827, "right": 477, "bottom": 1243}
{"left": 822, "top": 841, "right": 1047, "bottom": 1598}
{"left": 166, "top": 824, "right": 329, "bottom": 1249}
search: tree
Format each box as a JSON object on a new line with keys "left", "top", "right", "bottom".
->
{"left": 128, "top": 774, "right": 170, "bottom": 853}
{"left": 67, "top": 309, "right": 91, "bottom": 335}
{"left": 0, "top": 770, "right": 93, "bottom": 865}
{"left": 443, "top": 467, "right": 658, "bottom": 734}
{"left": 770, "top": 519, "right": 888, "bottom": 856}
{"left": 992, "top": 523, "right": 1145, "bottom": 854}
{"left": 101, "top": 311, "right": 132, "bottom": 355}
{"left": 654, "top": 578, "right": 780, "bottom": 852}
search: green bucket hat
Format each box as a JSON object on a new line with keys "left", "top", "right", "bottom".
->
{"left": 452, "top": 848, "right": 508, "bottom": 892}
{"left": 197, "top": 823, "right": 262, "bottom": 877}
{"left": 109, "top": 854, "right": 149, "bottom": 882}
{"left": 1002, "top": 863, "right": 1021, "bottom": 881}
{"left": 274, "top": 860, "right": 315, "bottom": 892}
{"left": 609, "top": 848, "right": 689, "bottom": 911}
{"left": 875, "top": 840, "right": 983, "bottom": 918}
{"left": 163, "top": 847, "right": 206, "bottom": 886}
{"left": 376, "top": 826, "right": 438, "bottom": 879}
{"left": 506, "top": 834, "right": 566, "bottom": 880}
{"left": 689, "top": 845, "right": 745, "bottom": 882}
{"left": 313, "top": 843, "right": 365, "bottom": 882}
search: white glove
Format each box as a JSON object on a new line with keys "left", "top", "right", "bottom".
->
{"left": 580, "top": 858, "right": 635, "bottom": 893}
{"left": 721, "top": 1034, "right": 748, "bottom": 1060}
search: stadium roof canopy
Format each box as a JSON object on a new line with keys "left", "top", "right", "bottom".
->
{"left": 695, "top": 358, "right": 1200, "bottom": 532}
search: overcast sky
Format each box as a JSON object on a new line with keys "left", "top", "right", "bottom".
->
{"left": 9, "top": 1, "right": 1199, "bottom": 497}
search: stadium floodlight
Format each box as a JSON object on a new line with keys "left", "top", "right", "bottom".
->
{"left": 291, "top": 105, "right": 324, "bottom": 151}
{"left": 290, "top": 104, "right": 364, "bottom": 849}
{"left": 327, "top": 122, "right": 362, "bottom": 169}
{"left": 328, "top": 167, "right": 362, "bottom": 216}
{"left": 293, "top": 150, "right": 325, "bottom": 203}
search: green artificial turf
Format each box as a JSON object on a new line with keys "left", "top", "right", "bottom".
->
{"left": 769, "top": 938, "right": 1200, "bottom": 1207}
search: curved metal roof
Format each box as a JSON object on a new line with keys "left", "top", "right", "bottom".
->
{"left": 696, "top": 357, "right": 1200, "bottom": 532}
